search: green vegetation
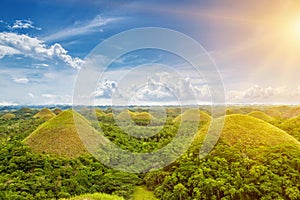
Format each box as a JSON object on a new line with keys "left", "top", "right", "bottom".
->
{"left": 0, "top": 106, "right": 300, "bottom": 199}
{"left": 0, "top": 140, "right": 140, "bottom": 199}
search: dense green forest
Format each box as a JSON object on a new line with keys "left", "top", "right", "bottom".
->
{"left": 0, "top": 106, "right": 300, "bottom": 199}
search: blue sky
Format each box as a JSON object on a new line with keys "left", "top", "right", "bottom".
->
{"left": 1, "top": 0, "right": 300, "bottom": 105}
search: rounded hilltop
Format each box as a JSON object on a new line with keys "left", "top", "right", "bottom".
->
{"left": 33, "top": 108, "right": 56, "bottom": 120}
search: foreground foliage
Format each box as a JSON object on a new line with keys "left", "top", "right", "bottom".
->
{"left": 0, "top": 139, "right": 140, "bottom": 199}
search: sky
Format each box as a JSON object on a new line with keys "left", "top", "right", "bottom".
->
{"left": 0, "top": 0, "right": 300, "bottom": 105}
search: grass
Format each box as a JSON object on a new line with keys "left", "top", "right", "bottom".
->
{"left": 33, "top": 108, "right": 56, "bottom": 119}
{"left": 61, "top": 193, "right": 124, "bottom": 200}
{"left": 133, "top": 186, "right": 158, "bottom": 200}
{"left": 24, "top": 110, "right": 100, "bottom": 157}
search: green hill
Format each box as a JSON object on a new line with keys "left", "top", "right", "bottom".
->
{"left": 279, "top": 115, "right": 300, "bottom": 141}
{"left": 24, "top": 110, "right": 102, "bottom": 157}
{"left": 95, "top": 108, "right": 106, "bottom": 117}
{"left": 18, "top": 107, "right": 33, "bottom": 113}
{"left": 1, "top": 113, "right": 16, "bottom": 120}
{"left": 33, "top": 108, "right": 56, "bottom": 120}
{"left": 115, "top": 110, "right": 135, "bottom": 120}
{"left": 248, "top": 111, "right": 274, "bottom": 122}
{"left": 116, "top": 110, "right": 155, "bottom": 121}
{"left": 193, "top": 114, "right": 300, "bottom": 157}
{"left": 173, "top": 109, "right": 211, "bottom": 123}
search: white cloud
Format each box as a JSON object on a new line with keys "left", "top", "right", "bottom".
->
{"left": 0, "top": 101, "right": 18, "bottom": 106}
{"left": 43, "top": 15, "right": 121, "bottom": 42}
{"left": 131, "top": 77, "right": 175, "bottom": 102}
{"left": 28, "top": 93, "right": 35, "bottom": 98}
{"left": 226, "top": 84, "right": 300, "bottom": 104}
{"left": 0, "top": 45, "right": 20, "bottom": 59}
{"left": 42, "top": 94, "right": 57, "bottom": 99}
{"left": 0, "top": 32, "right": 83, "bottom": 69}
{"left": 93, "top": 79, "right": 118, "bottom": 98}
{"left": 12, "top": 77, "right": 29, "bottom": 84}
{"left": 33, "top": 63, "right": 49, "bottom": 68}
{"left": 9, "top": 19, "right": 41, "bottom": 30}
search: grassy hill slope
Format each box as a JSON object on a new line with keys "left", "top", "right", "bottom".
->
{"left": 173, "top": 109, "right": 211, "bottom": 123}
{"left": 279, "top": 115, "right": 300, "bottom": 141}
{"left": 24, "top": 110, "right": 102, "bottom": 157}
{"left": 1, "top": 113, "right": 16, "bottom": 120}
{"left": 33, "top": 108, "right": 56, "bottom": 120}
{"left": 192, "top": 114, "right": 300, "bottom": 157}
{"left": 248, "top": 111, "right": 274, "bottom": 122}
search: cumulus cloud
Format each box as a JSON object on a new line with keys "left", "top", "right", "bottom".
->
{"left": 9, "top": 19, "right": 41, "bottom": 30}
{"left": 123, "top": 73, "right": 211, "bottom": 104}
{"left": 226, "top": 84, "right": 300, "bottom": 104}
{"left": 0, "top": 32, "right": 83, "bottom": 69}
{"left": 12, "top": 77, "right": 29, "bottom": 84}
{"left": 132, "top": 77, "right": 175, "bottom": 101}
{"left": 93, "top": 79, "right": 118, "bottom": 98}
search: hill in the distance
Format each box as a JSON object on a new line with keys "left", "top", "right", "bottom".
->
{"left": 33, "top": 108, "right": 56, "bottom": 120}
{"left": 24, "top": 110, "right": 103, "bottom": 157}
{"left": 173, "top": 109, "right": 211, "bottom": 123}
{"left": 279, "top": 115, "right": 300, "bottom": 141}
{"left": 1, "top": 113, "right": 16, "bottom": 120}
{"left": 53, "top": 108, "right": 62, "bottom": 115}
{"left": 281, "top": 106, "right": 300, "bottom": 119}
{"left": 248, "top": 111, "right": 274, "bottom": 122}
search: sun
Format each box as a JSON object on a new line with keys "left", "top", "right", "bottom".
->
{"left": 286, "top": 16, "right": 300, "bottom": 44}
{"left": 293, "top": 18, "right": 300, "bottom": 38}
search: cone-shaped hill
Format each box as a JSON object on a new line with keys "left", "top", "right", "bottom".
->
{"left": 173, "top": 109, "right": 211, "bottom": 123}
{"left": 115, "top": 110, "right": 135, "bottom": 120}
{"left": 116, "top": 110, "right": 155, "bottom": 121}
{"left": 248, "top": 111, "right": 274, "bottom": 122}
{"left": 279, "top": 115, "right": 300, "bottom": 141}
{"left": 192, "top": 114, "right": 300, "bottom": 157}
{"left": 1, "top": 113, "right": 16, "bottom": 120}
{"left": 24, "top": 110, "right": 102, "bottom": 157}
{"left": 33, "top": 108, "right": 56, "bottom": 120}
